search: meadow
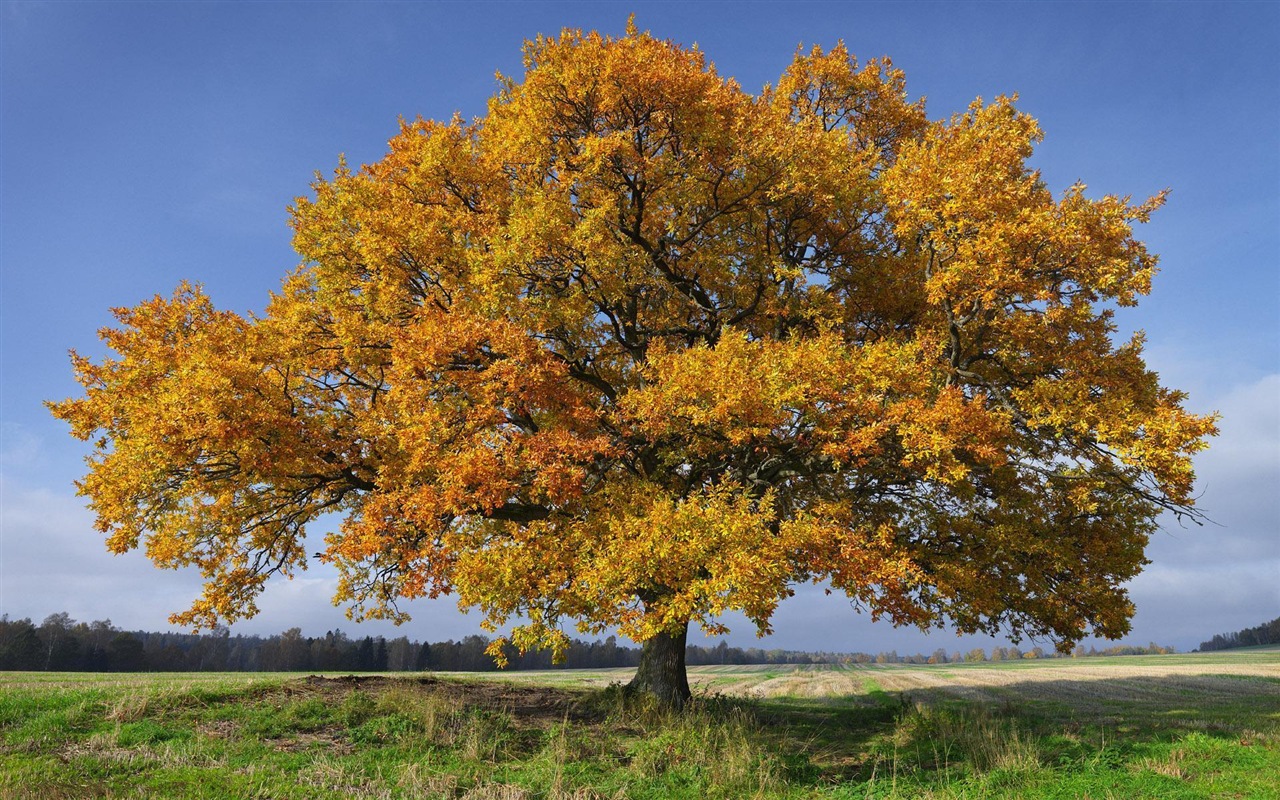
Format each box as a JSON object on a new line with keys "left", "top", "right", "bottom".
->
{"left": 2, "top": 649, "right": 1277, "bottom": 798}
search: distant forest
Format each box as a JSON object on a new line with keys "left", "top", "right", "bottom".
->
{"left": 1197, "top": 616, "right": 1280, "bottom": 652}
{"left": 0, "top": 613, "right": 1173, "bottom": 673}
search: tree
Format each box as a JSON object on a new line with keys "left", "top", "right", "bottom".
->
{"left": 1198, "top": 616, "right": 1280, "bottom": 652}
{"left": 50, "top": 22, "right": 1215, "bottom": 707}
{"left": 0, "top": 617, "right": 43, "bottom": 671}
{"left": 39, "top": 612, "right": 79, "bottom": 671}
{"left": 386, "top": 636, "right": 415, "bottom": 671}
{"left": 106, "top": 632, "right": 146, "bottom": 672}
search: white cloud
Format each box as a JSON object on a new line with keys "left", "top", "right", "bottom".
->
{"left": 1139, "top": 374, "right": 1279, "bottom": 568}
{"left": 0, "top": 479, "right": 197, "bottom": 627}
{"left": 1126, "top": 561, "right": 1279, "bottom": 647}
{"left": 1126, "top": 372, "right": 1280, "bottom": 647}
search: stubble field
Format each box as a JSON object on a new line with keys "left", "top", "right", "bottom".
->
{"left": 2, "top": 649, "right": 1278, "bottom": 798}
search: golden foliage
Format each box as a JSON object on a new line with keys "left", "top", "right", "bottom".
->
{"left": 50, "top": 25, "right": 1215, "bottom": 655}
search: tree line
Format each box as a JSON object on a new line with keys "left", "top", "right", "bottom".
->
{"left": 1, "top": 613, "right": 1176, "bottom": 673}
{"left": 0, "top": 614, "right": 829, "bottom": 672}
{"left": 1197, "top": 616, "right": 1280, "bottom": 652}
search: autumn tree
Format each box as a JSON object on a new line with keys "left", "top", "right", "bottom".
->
{"left": 51, "top": 23, "right": 1215, "bottom": 707}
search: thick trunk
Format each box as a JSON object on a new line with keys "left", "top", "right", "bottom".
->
{"left": 627, "top": 621, "right": 691, "bottom": 709}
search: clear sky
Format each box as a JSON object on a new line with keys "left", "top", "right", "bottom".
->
{"left": 2, "top": 1, "right": 1276, "bottom": 655}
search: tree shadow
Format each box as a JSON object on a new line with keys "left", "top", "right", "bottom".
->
{"left": 741, "top": 670, "right": 1280, "bottom": 785}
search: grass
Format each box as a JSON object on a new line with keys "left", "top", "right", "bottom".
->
{"left": 1, "top": 650, "right": 1277, "bottom": 798}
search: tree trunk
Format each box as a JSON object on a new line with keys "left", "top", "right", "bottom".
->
{"left": 627, "top": 621, "right": 691, "bottom": 709}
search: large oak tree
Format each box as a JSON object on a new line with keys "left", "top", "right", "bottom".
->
{"left": 52, "top": 23, "right": 1215, "bottom": 706}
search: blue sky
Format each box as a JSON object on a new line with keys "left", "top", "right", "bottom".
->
{"left": 2, "top": 1, "right": 1276, "bottom": 654}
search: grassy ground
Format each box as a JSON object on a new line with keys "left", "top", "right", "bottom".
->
{"left": 2, "top": 650, "right": 1278, "bottom": 798}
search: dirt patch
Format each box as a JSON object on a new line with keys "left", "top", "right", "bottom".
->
{"left": 298, "top": 673, "right": 600, "bottom": 724}
{"left": 274, "top": 731, "right": 355, "bottom": 755}
{"left": 195, "top": 719, "right": 239, "bottom": 739}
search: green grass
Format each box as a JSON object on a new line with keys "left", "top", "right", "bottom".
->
{"left": 1, "top": 652, "right": 1278, "bottom": 798}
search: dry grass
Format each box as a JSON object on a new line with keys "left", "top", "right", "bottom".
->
{"left": 671, "top": 654, "right": 1280, "bottom": 704}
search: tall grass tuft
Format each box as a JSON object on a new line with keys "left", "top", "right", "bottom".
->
{"left": 105, "top": 691, "right": 152, "bottom": 723}
{"left": 375, "top": 683, "right": 462, "bottom": 741}
{"left": 597, "top": 689, "right": 784, "bottom": 796}
{"left": 457, "top": 707, "right": 516, "bottom": 762}
{"left": 891, "top": 702, "right": 1043, "bottom": 776}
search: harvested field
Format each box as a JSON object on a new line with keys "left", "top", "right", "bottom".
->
{"left": 708, "top": 653, "right": 1280, "bottom": 703}
{"left": 478, "top": 648, "right": 1280, "bottom": 705}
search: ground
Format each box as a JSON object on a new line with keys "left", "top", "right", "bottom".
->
{"left": 2, "top": 649, "right": 1278, "bottom": 798}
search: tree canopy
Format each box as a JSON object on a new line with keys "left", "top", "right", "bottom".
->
{"left": 51, "top": 22, "right": 1216, "bottom": 705}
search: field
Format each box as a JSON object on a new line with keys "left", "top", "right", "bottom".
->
{"left": 2, "top": 649, "right": 1278, "bottom": 798}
